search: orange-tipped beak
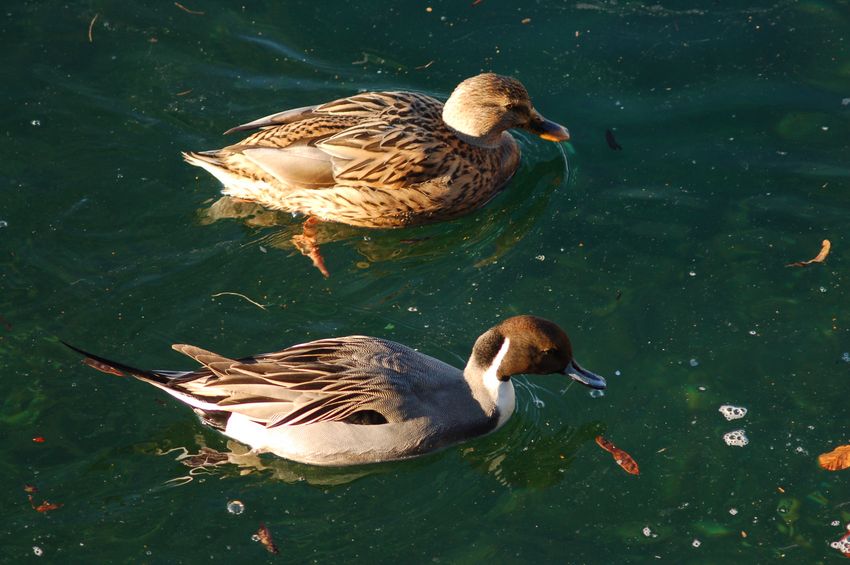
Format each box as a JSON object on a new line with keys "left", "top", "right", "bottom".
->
{"left": 527, "top": 110, "right": 570, "bottom": 142}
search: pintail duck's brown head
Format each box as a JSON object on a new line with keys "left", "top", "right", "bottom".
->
{"left": 468, "top": 315, "right": 606, "bottom": 389}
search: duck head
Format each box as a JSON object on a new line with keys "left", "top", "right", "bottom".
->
{"left": 442, "top": 73, "right": 570, "bottom": 147}
{"left": 468, "top": 315, "right": 606, "bottom": 389}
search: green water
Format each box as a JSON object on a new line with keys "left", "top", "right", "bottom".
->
{"left": 3, "top": 0, "right": 850, "bottom": 562}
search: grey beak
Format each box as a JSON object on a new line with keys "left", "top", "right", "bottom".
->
{"left": 564, "top": 360, "right": 607, "bottom": 390}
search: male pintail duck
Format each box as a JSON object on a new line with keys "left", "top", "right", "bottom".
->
{"left": 183, "top": 73, "right": 569, "bottom": 229}
{"left": 65, "top": 315, "right": 604, "bottom": 467}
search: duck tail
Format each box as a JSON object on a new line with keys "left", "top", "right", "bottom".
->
{"left": 61, "top": 340, "right": 172, "bottom": 385}
{"left": 182, "top": 150, "right": 224, "bottom": 168}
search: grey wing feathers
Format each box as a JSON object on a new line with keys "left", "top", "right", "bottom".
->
{"left": 167, "top": 337, "right": 418, "bottom": 428}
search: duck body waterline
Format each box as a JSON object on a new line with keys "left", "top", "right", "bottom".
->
{"left": 65, "top": 316, "right": 604, "bottom": 467}
{"left": 183, "top": 74, "right": 569, "bottom": 228}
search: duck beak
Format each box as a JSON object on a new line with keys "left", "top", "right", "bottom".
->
{"left": 563, "top": 360, "right": 607, "bottom": 390}
{"left": 527, "top": 109, "right": 570, "bottom": 142}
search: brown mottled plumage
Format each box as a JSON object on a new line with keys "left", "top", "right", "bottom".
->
{"left": 183, "top": 74, "right": 569, "bottom": 228}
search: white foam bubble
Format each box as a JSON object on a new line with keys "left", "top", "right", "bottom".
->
{"left": 723, "top": 430, "right": 749, "bottom": 447}
{"left": 830, "top": 534, "right": 850, "bottom": 556}
{"left": 719, "top": 405, "right": 748, "bottom": 421}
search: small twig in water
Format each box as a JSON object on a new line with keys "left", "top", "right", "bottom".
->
{"left": 88, "top": 13, "right": 99, "bottom": 43}
{"left": 415, "top": 60, "right": 435, "bottom": 70}
{"left": 174, "top": 2, "right": 204, "bottom": 15}
{"left": 211, "top": 292, "right": 268, "bottom": 310}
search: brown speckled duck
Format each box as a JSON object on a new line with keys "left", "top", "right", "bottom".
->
{"left": 183, "top": 73, "right": 569, "bottom": 229}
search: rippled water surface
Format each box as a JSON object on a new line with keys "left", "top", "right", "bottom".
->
{"left": 3, "top": 0, "right": 850, "bottom": 562}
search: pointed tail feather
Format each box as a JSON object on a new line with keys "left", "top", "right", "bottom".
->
{"left": 61, "top": 341, "right": 171, "bottom": 385}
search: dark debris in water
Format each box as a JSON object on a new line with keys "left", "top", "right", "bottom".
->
{"left": 605, "top": 129, "right": 623, "bottom": 151}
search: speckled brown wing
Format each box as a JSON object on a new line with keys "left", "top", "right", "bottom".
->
{"left": 313, "top": 92, "right": 445, "bottom": 189}
{"left": 218, "top": 91, "right": 446, "bottom": 192}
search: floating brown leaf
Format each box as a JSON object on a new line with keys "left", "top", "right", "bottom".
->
{"left": 254, "top": 523, "right": 279, "bottom": 555}
{"left": 28, "top": 495, "right": 62, "bottom": 513}
{"left": 787, "top": 239, "right": 831, "bottom": 268}
{"left": 82, "top": 357, "right": 125, "bottom": 377}
{"left": 23, "top": 484, "right": 38, "bottom": 494}
{"left": 595, "top": 435, "right": 640, "bottom": 475}
{"left": 818, "top": 444, "right": 850, "bottom": 471}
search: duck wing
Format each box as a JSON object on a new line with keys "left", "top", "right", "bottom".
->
{"left": 167, "top": 336, "right": 451, "bottom": 428}
{"left": 211, "top": 91, "right": 446, "bottom": 191}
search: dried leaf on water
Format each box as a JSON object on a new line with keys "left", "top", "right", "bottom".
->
{"left": 254, "top": 523, "right": 279, "bottom": 554}
{"left": 818, "top": 444, "right": 850, "bottom": 471}
{"left": 23, "top": 484, "right": 38, "bottom": 494}
{"left": 82, "top": 357, "right": 125, "bottom": 376}
{"left": 595, "top": 435, "right": 640, "bottom": 475}
{"left": 786, "top": 239, "right": 831, "bottom": 268}
{"left": 28, "top": 495, "right": 63, "bottom": 513}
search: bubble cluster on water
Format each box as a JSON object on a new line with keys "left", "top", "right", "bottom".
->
{"left": 723, "top": 430, "right": 749, "bottom": 447}
{"left": 689, "top": 358, "right": 699, "bottom": 367}
{"left": 718, "top": 405, "right": 747, "bottom": 421}
{"left": 227, "top": 500, "right": 245, "bottom": 515}
{"left": 729, "top": 508, "right": 739, "bottom": 516}
{"left": 830, "top": 533, "right": 850, "bottom": 556}
{"left": 589, "top": 389, "right": 605, "bottom": 399}
{"left": 841, "top": 352, "right": 850, "bottom": 363}
{"left": 692, "top": 539, "right": 701, "bottom": 548}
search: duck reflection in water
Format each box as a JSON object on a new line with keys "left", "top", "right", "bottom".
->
{"left": 197, "top": 155, "right": 566, "bottom": 276}
{"left": 158, "top": 420, "right": 604, "bottom": 490}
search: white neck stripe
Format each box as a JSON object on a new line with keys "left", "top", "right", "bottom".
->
{"left": 480, "top": 337, "right": 516, "bottom": 428}
{"left": 483, "top": 336, "right": 511, "bottom": 385}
